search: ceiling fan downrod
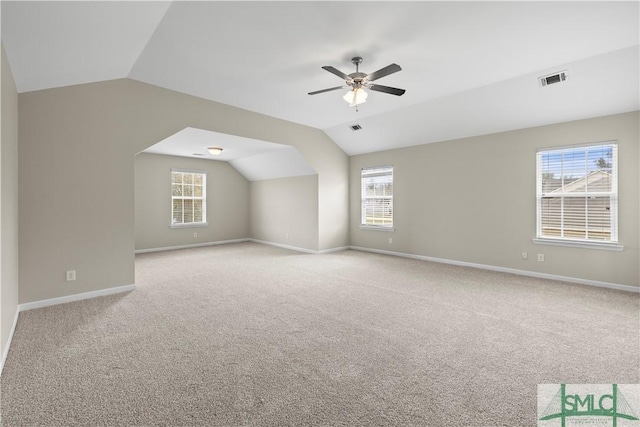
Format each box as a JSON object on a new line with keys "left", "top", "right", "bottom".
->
{"left": 352, "top": 56, "right": 362, "bottom": 73}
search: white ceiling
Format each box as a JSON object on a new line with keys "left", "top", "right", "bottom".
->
{"left": 2, "top": 1, "right": 639, "bottom": 157}
{"left": 144, "top": 127, "right": 290, "bottom": 162}
{"left": 1, "top": 1, "right": 171, "bottom": 92}
{"left": 142, "top": 127, "right": 316, "bottom": 181}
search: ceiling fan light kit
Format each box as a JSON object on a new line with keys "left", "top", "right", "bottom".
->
{"left": 308, "top": 56, "right": 406, "bottom": 112}
{"left": 343, "top": 87, "right": 368, "bottom": 107}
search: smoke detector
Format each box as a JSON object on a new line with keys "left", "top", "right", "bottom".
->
{"left": 539, "top": 70, "right": 568, "bottom": 87}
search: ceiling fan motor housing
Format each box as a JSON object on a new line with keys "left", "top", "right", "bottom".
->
{"left": 348, "top": 72, "right": 368, "bottom": 88}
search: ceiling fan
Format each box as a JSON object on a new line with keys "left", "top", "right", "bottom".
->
{"left": 308, "top": 57, "right": 406, "bottom": 111}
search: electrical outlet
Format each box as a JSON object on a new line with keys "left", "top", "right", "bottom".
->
{"left": 537, "top": 253, "right": 545, "bottom": 262}
{"left": 522, "top": 252, "right": 528, "bottom": 260}
{"left": 66, "top": 270, "right": 76, "bottom": 281}
{"left": 285, "top": 233, "right": 289, "bottom": 240}
{"left": 193, "top": 232, "right": 197, "bottom": 238}
{"left": 388, "top": 237, "right": 393, "bottom": 244}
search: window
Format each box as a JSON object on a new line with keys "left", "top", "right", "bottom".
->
{"left": 171, "top": 169, "right": 207, "bottom": 227}
{"left": 361, "top": 166, "right": 393, "bottom": 228}
{"left": 536, "top": 142, "right": 617, "bottom": 245}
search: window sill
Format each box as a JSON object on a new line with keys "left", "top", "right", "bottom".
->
{"left": 170, "top": 222, "right": 208, "bottom": 229}
{"left": 532, "top": 238, "right": 623, "bottom": 252}
{"left": 360, "top": 225, "right": 395, "bottom": 232}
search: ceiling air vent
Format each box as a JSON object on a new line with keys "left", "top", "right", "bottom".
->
{"left": 350, "top": 124, "right": 362, "bottom": 131}
{"left": 539, "top": 70, "right": 568, "bottom": 87}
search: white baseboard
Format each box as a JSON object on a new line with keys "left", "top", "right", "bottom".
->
{"left": 135, "top": 238, "right": 250, "bottom": 254}
{"left": 0, "top": 308, "right": 20, "bottom": 377}
{"left": 249, "top": 239, "right": 318, "bottom": 254}
{"left": 349, "top": 246, "right": 639, "bottom": 293}
{"left": 318, "top": 246, "right": 350, "bottom": 254}
{"left": 136, "top": 238, "right": 349, "bottom": 256}
{"left": 249, "top": 239, "right": 349, "bottom": 255}
{"left": 19, "top": 284, "right": 137, "bottom": 312}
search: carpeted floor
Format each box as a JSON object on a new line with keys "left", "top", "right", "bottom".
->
{"left": 1, "top": 242, "right": 638, "bottom": 426}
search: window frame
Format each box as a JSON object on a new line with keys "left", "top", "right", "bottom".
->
{"left": 534, "top": 141, "right": 622, "bottom": 251}
{"left": 360, "top": 165, "right": 394, "bottom": 231}
{"left": 170, "top": 169, "right": 208, "bottom": 228}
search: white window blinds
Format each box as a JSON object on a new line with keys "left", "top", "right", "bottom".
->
{"left": 171, "top": 170, "right": 207, "bottom": 226}
{"left": 536, "top": 143, "right": 617, "bottom": 242}
{"left": 361, "top": 166, "right": 393, "bottom": 228}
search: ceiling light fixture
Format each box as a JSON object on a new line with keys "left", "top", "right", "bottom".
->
{"left": 207, "top": 147, "right": 223, "bottom": 156}
{"left": 343, "top": 87, "right": 368, "bottom": 109}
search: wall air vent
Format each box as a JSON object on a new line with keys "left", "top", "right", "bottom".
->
{"left": 539, "top": 70, "right": 568, "bottom": 87}
{"left": 350, "top": 124, "right": 362, "bottom": 131}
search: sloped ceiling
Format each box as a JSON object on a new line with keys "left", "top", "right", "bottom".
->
{"left": 1, "top": 1, "right": 171, "bottom": 91}
{"left": 2, "top": 1, "right": 638, "bottom": 157}
{"left": 143, "top": 127, "right": 316, "bottom": 181}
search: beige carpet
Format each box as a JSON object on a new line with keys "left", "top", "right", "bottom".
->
{"left": 1, "top": 242, "right": 638, "bottom": 426}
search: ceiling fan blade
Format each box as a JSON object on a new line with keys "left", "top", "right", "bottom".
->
{"left": 368, "top": 84, "right": 406, "bottom": 96}
{"left": 366, "top": 64, "right": 402, "bottom": 82}
{"left": 308, "top": 86, "right": 345, "bottom": 95}
{"left": 322, "top": 66, "right": 349, "bottom": 80}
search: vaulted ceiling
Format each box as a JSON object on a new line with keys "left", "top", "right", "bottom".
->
{"left": 2, "top": 1, "right": 638, "bottom": 156}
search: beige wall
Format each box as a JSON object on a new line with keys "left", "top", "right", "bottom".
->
{"left": 19, "top": 79, "right": 348, "bottom": 303}
{"left": 318, "top": 149, "right": 349, "bottom": 251}
{"left": 350, "top": 111, "right": 640, "bottom": 288}
{"left": 135, "top": 153, "right": 249, "bottom": 251}
{"left": 1, "top": 44, "right": 19, "bottom": 363}
{"left": 250, "top": 175, "right": 319, "bottom": 251}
